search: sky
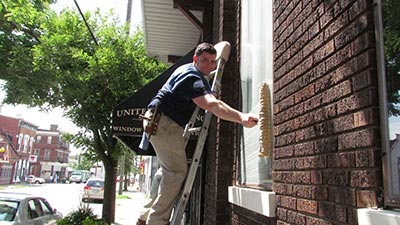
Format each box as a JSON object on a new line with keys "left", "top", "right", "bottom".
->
{"left": 0, "top": 0, "right": 142, "bottom": 155}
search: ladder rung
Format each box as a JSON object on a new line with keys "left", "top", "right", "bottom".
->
{"left": 188, "top": 127, "right": 201, "bottom": 133}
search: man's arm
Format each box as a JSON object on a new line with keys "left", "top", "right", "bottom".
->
{"left": 192, "top": 94, "right": 258, "bottom": 128}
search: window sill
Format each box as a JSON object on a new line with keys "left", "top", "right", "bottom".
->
{"left": 228, "top": 186, "right": 276, "bottom": 217}
{"left": 358, "top": 208, "right": 400, "bottom": 224}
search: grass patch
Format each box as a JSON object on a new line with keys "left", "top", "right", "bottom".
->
{"left": 0, "top": 185, "right": 26, "bottom": 190}
{"left": 116, "top": 195, "right": 131, "bottom": 199}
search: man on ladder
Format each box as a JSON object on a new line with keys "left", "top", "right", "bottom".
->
{"left": 139, "top": 42, "right": 258, "bottom": 225}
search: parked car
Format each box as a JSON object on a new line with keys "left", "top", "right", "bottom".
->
{"left": 82, "top": 178, "right": 104, "bottom": 203}
{"left": 26, "top": 175, "right": 46, "bottom": 184}
{"left": 69, "top": 170, "right": 90, "bottom": 183}
{"left": 0, "top": 192, "right": 62, "bottom": 224}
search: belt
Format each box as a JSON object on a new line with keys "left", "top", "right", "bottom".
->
{"left": 139, "top": 107, "right": 162, "bottom": 135}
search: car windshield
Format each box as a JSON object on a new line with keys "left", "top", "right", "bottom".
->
{"left": 0, "top": 200, "right": 18, "bottom": 221}
{"left": 87, "top": 180, "right": 104, "bottom": 187}
{"left": 71, "top": 172, "right": 81, "bottom": 176}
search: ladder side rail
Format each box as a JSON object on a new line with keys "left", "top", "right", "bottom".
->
{"left": 171, "top": 111, "right": 213, "bottom": 225}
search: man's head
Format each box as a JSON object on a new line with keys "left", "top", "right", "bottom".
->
{"left": 193, "top": 43, "right": 217, "bottom": 76}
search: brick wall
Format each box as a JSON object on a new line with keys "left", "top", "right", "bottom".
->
{"left": 273, "top": 0, "right": 383, "bottom": 224}
{"left": 207, "top": 0, "right": 278, "bottom": 224}
{"left": 0, "top": 115, "right": 20, "bottom": 147}
{"left": 204, "top": 0, "right": 241, "bottom": 224}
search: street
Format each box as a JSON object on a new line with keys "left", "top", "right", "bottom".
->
{"left": 0, "top": 183, "right": 146, "bottom": 225}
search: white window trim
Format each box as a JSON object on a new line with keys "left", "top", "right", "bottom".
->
{"left": 358, "top": 208, "right": 400, "bottom": 224}
{"left": 228, "top": 186, "right": 276, "bottom": 217}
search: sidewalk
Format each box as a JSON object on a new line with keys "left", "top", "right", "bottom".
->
{"left": 113, "top": 186, "right": 147, "bottom": 225}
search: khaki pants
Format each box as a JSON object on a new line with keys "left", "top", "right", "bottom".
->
{"left": 139, "top": 167, "right": 163, "bottom": 221}
{"left": 146, "top": 115, "right": 187, "bottom": 225}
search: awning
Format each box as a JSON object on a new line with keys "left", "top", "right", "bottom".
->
{"left": 111, "top": 48, "right": 195, "bottom": 156}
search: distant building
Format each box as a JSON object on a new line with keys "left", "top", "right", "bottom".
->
{"left": 0, "top": 115, "right": 38, "bottom": 183}
{"left": 35, "top": 124, "right": 70, "bottom": 182}
{"left": 0, "top": 115, "right": 71, "bottom": 184}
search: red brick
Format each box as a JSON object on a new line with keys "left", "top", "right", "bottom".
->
{"left": 350, "top": 170, "right": 380, "bottom": 188}
{"left": 356, "top": 190, "right": 378, "bottom": 208}
{"left": 277, "top": 195, "right": 297, "bottom": 210}
{"left": 297, "top": 198, "right": 318, "bottom": 214}
{"left": 287, "top": 210, "right": 306, "bottom": 224}
{"left": 328, "top": 187, "right": 357, "bottom": 206}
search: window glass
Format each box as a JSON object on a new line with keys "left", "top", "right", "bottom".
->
{"left": 29, "top": 137, "right": 35, "bottom": 154}
{"left": 23, "top": 135, "right": 29, "bottom": 153}
{"left": 28, "top": 200, "right": 40, "bottom": 218}
{"left": 0, "top": 200, "right": 18, "bottom": 221}
{"left": 17, "top": 134, "right": 23, "bottom": 151}
{"left": 382, "top": 0, "right": 400, "bottom": 206}
{"left": 44, "top": 149, "right": 51, "bottom": 160}
{"left": 38, "top": 199, "right": 52, "bottom": 215}
{"left": 239, "top": 0, "right": 273, "bottom": 186}
{"left": 87, "top": 180, "right": 104, "bottom": 187}
{"left": 47, "top": 136, "right": 52, "bottom": 144}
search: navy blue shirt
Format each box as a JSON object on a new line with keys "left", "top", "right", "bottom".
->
{"left": 148, "top": 63, "right": 212, "bottom": 127}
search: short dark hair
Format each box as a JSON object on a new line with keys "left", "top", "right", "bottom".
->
{"left": 194, "top": 42, "right": 217, "bottom": 56}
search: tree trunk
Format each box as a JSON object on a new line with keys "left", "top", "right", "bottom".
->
{"left": 102, "top": 157, "right": 118, "bottom": 223}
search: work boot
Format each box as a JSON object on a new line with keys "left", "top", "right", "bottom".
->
{"left": 136, "top": 219, "right": 146, "bottom": 225}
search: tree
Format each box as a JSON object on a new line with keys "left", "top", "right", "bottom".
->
{"left": 384, "top": 0, "right": 400, "bottom": 116}
{"left": 73, "top": 153, "right": 96, "bottom": 171}
{"left": 0, "top": 0, "right": 167, "bottom": 223}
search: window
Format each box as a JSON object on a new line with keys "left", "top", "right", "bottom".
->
{"left": 380, "top": 0, "right": 400, "bottom": 207}
{"left": 38, "top": 199, "right": 52, "bottom": 215}
{"left": 0, "top": 200, "right": 17, "bottom": 221}
{"left": 29, "top": 137, "right": 35, "bottom": 154}
{"left": 22, "top": 135, "right": 29, "bottom": 153}
{"left": 36, "top": 136, "right": 41, "bottom": 143}
{"left": 47, "top": 136, "right": 52, "bottom": 145}
{"left": 17, "top": 134, "right": 23, "bottom": 151}
{"left": 27, "top": 200, "right": 41, "bottom": 219}
{"left": 44, "top": 149, "right": 50, "bottom": 161}
{"left": 239, "top": 0, "right": 273, "bottom": 187}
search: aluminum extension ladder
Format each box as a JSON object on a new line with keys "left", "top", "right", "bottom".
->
{"left": 170, "top": 41, "right": 231, "bottom": 225}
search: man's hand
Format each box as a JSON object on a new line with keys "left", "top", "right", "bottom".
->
{"left": 241, "top": 113, "right": 258, "bottom": 128}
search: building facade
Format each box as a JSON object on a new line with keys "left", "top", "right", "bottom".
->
{"left": 35, "top": 124, "right": 70, "bottom": 182}
{"left": 0, "top": 115, "right": 70, "bottom": 184}
{"left": 207, "top": 0, "right": 387, "bottom": 224}
{"left": 0, "top": 115, "right": 38, "bottom": 183}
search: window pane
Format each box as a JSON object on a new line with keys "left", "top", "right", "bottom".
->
{"left": 0, "top": 200, "right": 18, "bottom": 221}
{"left": 38, "top": 199, "right": 51, "bottom": 215}
{"left": 382, "top": 0, "right": 400, "bottom": 205}
{"left": 239, "top": 0, "right": 273, "bottom": 185}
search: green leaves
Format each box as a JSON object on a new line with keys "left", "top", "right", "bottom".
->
{"left": 384, "top": 0, "right": 400, "bottom": 116}
{"left": 0, "top": 1, "right": 167, "bottom": 156}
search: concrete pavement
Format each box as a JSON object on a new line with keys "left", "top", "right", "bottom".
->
{"left": 114, "top": 187, "right": 147, "bottom": 225}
